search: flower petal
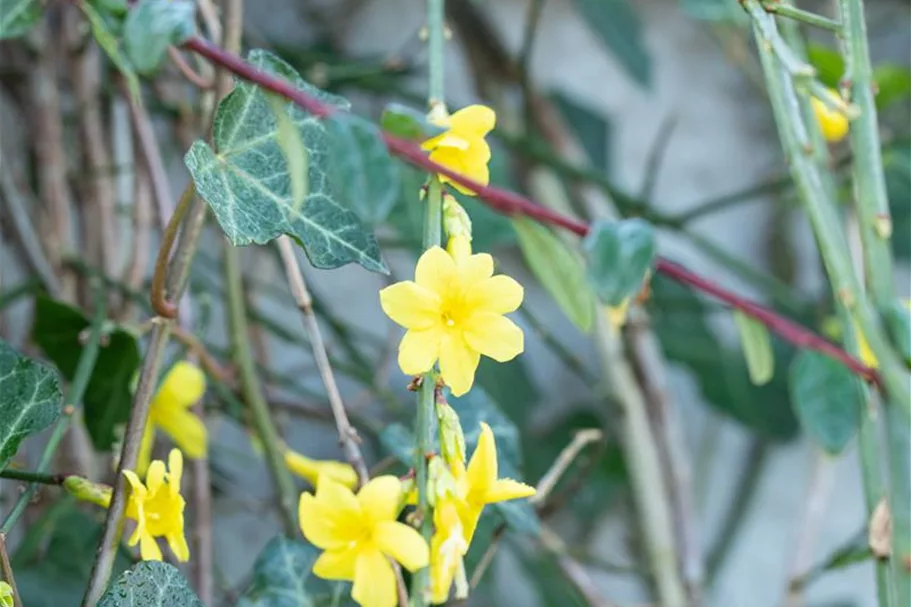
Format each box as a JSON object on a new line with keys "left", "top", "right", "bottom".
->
{"left": 466, "top": 422, "right": 497, "bottom": 498}
{"left": 438, "top": 334, "right": 480, "bottom": 397}
{"left": 374, "top": 520, "right": 430, "bottom": 573}
{"left": 465, "top": 275, "right": 524, "bottom": 314}
{"left": 458, "top": 501, "right": 485, "bottom": 546}
{"left": 398, "top": 328, "right": 442, "bottom": 376}
{"left": 156, "top": 409, "right": 208, "bottom": 460}
{"left": 145, "top": 460, "right": 165, "bottom": 495}
{"left": 299, "top": 485, "right": 362, "bottom": 549}
{"left": 449, "top": 105, "right": 496, "bottom": 137}
{"left": 456, "top": 252, "right": 493, "bottom": 288}
{"left": 379, "top": 281, "right": 441, "bottom": 330}
{"left": 415, "top": 246, "right": 457, "bottom": 297}
{"left": 440, "top": 155, "right": 489, "bottom": 196}
{"left": 122, "top": 470, "right": 146, "bottom": 498}
{"left": 357, "top": 476, "right": 403, "bottom": 524}
{"left": 463, "top": 313, "right": 524, "bottom": 363}
{"left": 352, "top": 548, "right": 397, "bottom": 607}
{"left": 422, "top": 133, "right": 470, "bottom": 151}
{"left": 153, "top": 361, "right": 206, "bottom": 412}
{"left": 485, "top": 478, "right": 536, "bottom": 503}
{"left": 313, "top": 545, "right": 359, "bottom": 581}
{"left": 139, "top": 532, "right": 162, "bottom": 561}
{"left": 285, "top": 450, "right": 358, "bottom": 489}
{"left": 167, "top": 449, "right": 184, "bottom": 494}
{"left": 166, "top": 531, "right": 190, "bottom": 562}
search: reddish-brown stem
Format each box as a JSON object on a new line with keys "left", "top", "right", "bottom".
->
{"left": 182, "top": 35, "right": 878, "bottom": 386}
{"left": 150, "top": 183, "right": 194, "bottom": 318}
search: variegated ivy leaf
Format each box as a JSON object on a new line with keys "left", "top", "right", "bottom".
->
{"left": 185, "top": 49, "right": 387, "bottom": 274}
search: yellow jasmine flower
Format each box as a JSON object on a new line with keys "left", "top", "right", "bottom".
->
{"left": 0, "top": 582, "right": 13, "bottom": 607}
{"left": 137, "top": 361, "right": 207, "bottom": 476}
{"left": 122, "top": 449, "right": 189, "bottom": 562}
{"left": 284, "top": 448, "right": 358, "bottom": 489}
{"left": 379, "top": 235, "right": 524, "bottom": 396}
{"left": 811, "top": 93, "right": 849, "bottom": 143}
{"left": 421, "top": 105, "right": 495, "bottom": 195}
{"left": 299, "top": 476, "right": 430, "bottom": 607}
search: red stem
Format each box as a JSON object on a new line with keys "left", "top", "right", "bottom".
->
{"left": 182, "top": 36, "right": 879, "bottom": 386}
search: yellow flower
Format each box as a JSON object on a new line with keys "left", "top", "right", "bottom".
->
{"left": 421, "top": 105, "right": 495, "bottom": 195}
{"left": 811, "top": 93, "right": 849, "bottom": 143}
{"left": 122, "top": 449, "right": 189, "bottom": 562}
{"left": 284, "top": 448, "right": 358, "bottom": 489}
{"left": 430, "top": 498, "right": 469, "bottom": 604}
{"left": 0, "top": 582, "right": 13, "bottom": 607}
{"left": 137, "top": 361, "right": 207, "bottom": 476}
{"left": 379, "top": 236, "right": 524, "bottom": 396}
{"left": 299, "top": 476, "right": 430, "bottom": 607}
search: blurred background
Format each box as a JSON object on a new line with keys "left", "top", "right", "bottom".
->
{"left": 1, "top": 1, "right": 909, "bottom": 606}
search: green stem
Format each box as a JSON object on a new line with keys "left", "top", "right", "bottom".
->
{"left": 763, "top": 2, "right": 842, "bottom": 33}
{"left": 223, "top": 242, "right": 298, "bottom": 536}
{"left": 886, "top": 404, "right": 911, "bottom": 605}
{"left": 427, "top": 0, "right": 445, "bottom": 107}
{"left": 1, "top": 281, "right": 105, "bottom": 535}
{"left": 0, "top": 469, "right": 65, "bottom": 485}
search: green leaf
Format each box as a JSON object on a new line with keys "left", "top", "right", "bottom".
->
{"left": 476, "top": 356, "right": 540, "bottom": 425}
{"left": 0, "top": 340, "right": 62, "bottom": 468}
{"left": 380, "top": 102, "right": 444, "bottom": 141}
{"left": 236, "top": 536, "right": 355, "bottom": 607}
{"left": 514, "top": 217, "right": 595, "bottom": 333}
{"left": 572, "top": 0, "right": 651, "bottom": 87}
{"left": 98, "top": 562, "right": 203, "bottom": 607}
{"left": 649, "top": 276, "right": 799, "bottom": 440}
{"left": 733, "top": 310, "right": 775, "bottom": 385}
{"left": 883, "top": 300, "right": 911, "bottom": 365}
{"left": 82, "top": 1, "right": 140, "bottom": 99}
{"left": 14, "top": 501, "right": 132, "bottom": 607}
{"left": 122, "top": 0, "right": 196, "bottom": 76}
{"left": 32, "top": 296, "right": 140, "bottom": 450}
{"left": 807, "top": 44, "right": 844, "bottom": 89}
{"left": 327, "top": 114, "right": 401, "bottom": 225}
{"left": 790, "top": 351, "right": 863, "bottom": 454}
{"left": 583, "top": 218, "right": 656, "bottom": 306}
{"left": 550, "top": 92, "right": 610, "bottom": 170}
{"left": 873, "top": 65, "right": 911, "bottom": 110}
{"left": 885, "top": 144, "right": 911, "bottom": 260}
{"left": 185, "top": 49, "right": 387, "bottom": 274}
{"left": 0, "top": 0, "right": 43, "bottom": 40}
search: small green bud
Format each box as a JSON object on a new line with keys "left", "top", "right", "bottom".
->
{"left": 437, "top": 401, "right": 466, "bottom": 465}
{"left": 442, "top": 194, "right": 472, "bottom": 242}
{"left": 64, "top": 476, "right": 113, "bottom": 508}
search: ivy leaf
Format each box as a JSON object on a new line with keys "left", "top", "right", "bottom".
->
{"left": 122, "top": 0, "right": 196, "bottom": 76}
{"left": 733, "top": 310, "right": 775, "bottom": 385}
{"left": 185, "top": 49, "right": 387, "bottom": 274}
{"left": 790, "top": 351, "right": 863, "bottom": 454}
{"left": 514, "top": 217, "right": 595, "bottom": 333}
{"left": 583, "top": 218, "right": 656, "bottom": 306}
{"left": 81, "top": 1, "right": 140, "bottom": 99}
{"left": 572, "top": 0, "right": 651, "bottom": 87}
{"left": 0, "top": 0, "right": 43, "bottom": 40}
{"left": 327, "top": 114, "right": 401, "bottom": 225}
{"left": 0, "top": 340, "right": 62, "bottom": 468}
{"left": 32, "top": 296, "right": 140, "bottom": 451}
{"left": 236, "top": 536, "right": 355, "bottom": 607}
{"left": 98, "top": 562, "right": 203, "bottom": 607}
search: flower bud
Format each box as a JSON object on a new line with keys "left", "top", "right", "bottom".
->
{"left": 443, "top": 194, "right": 472, "bottom": 242}
{"left": 811, "top": 93, "right": 849, "bottom": 143}
{"left": 426, "top": 456, "right": 459, "bottom": 508}
{"left": 64, "top": 475, "right": 113, "bottom": 508}
{"left": 437, "top": 401, "right": 466, "bottom": 465}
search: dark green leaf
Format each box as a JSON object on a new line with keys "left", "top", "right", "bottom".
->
{"left": 807, "top": 44, "right": 844, "bottom": 89}
{"left": 550, "top": 92, "right": 610, "bottom": 170}
{"left": 14, "top": 502, "right": 132, "bottom": 607}
{"left": 583, "top": 218, "right": 656, "bottom": 306}
{"left": 32, "top": 296, "right": 140, "bottom": 450}
{"left": 0, "top": 340, "right": 62, "bottom": 468}
{"left": 515, "top": 217, "right": 595, "bottom": 332}
{"left": 236, "top": 536, "right": 355, "bottom": 607}
{"left": 476, "top": 356, "right": 540, "bottom": 425}
{"left": 649, "top": 276, "right": 799, "bottom": 440}
{"left": 790, "top": 351, "right": 863, "bottom": 454}
{"left": 572, "top": 0, "right": 651, "bottom": 87}
{"left": 380, "top": 103, "right": 444, "bottom": 141}
{"left": 82, "top": 2, "right": 140, "bottom": 99}
{"left": 873, "top": 65, "right": 911, "bottom": 110}
{"left": 733, "top": 310, "right": 775, "bottom": 385}
{"left": 98, "top": 562, "right": 203, "bottom": 607}
{"left": 0, "top": 0, "right": 42, "bottom": 40}
{"left": 327, "top": 114, "right": 401, "bottom": 225}
{"left": 123, "top": 0, "right": 196, "bottom": 76}
{"left": 185, "top": 50, "right": 387, "bottom": 274}
{"left": 883, "top": 300, "right": 911, "bottom": 365}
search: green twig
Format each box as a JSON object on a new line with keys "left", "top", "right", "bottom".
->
{"left": 0, "top": 469, "right": 65, "bottom": 485}
{"left": 1, "top": 280, "right": 105, "bottom": 535}
{"left": 0, "top": 533, "right": 22, "bottom": 607}
{"left": 763, "top": 1, "right": 842, "bottom": 33}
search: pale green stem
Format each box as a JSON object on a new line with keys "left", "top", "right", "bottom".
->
{"left": 763, "top": 1, "right": 842, "bottom": 33}
{"left": 223, "top": 242, "right": 298, "bottom": 536}
{"left": 886, "top": 405, "right": 911, "bottom": 605}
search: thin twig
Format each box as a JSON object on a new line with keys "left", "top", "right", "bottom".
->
{"left": 168, "top": 46, "right": 214, "bottom": 89}
{"left": 539, "top": 525, "right": 620, "bottom": 607}
{"left": 150, "top": 183, "right": 194, "bottom": 318}
{"left": 530, "top": 429, "right": 603, "bottom": 506}
{"left": 276, "top": 236, "right": 370, "bottom": 484}
{"left": 0, "top": 469, "right": 66, "bottom": 485}
{"left": 169, "top": 322, "right": 233, "bottom": 382}
{"left": 0, "top": 533, "right": 22, "bottom": 607}
{"left": 763, "top": 1, "right": 842, "bottom": 33}
{"left": 639, "top": 114, "right": 678, "bottom": 201}
{"left": 125, "top": 80, "right": 174, "bottom": 233}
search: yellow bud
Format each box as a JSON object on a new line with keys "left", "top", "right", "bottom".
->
{"left": 811, "top": 93, "right": 849, "bottom": 143}
{"left": 437, "top": 402, "right": 466, "bottom": 465}
{"left": 284, "top": 449, "right": 358, "bottom": 489}
{"left": 64, "top": 475, "right": 113, "bottom": 508}
{"left": 442, "top": 194, "right": 472, "bottom": 242}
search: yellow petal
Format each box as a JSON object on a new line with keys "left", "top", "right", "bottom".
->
{"left": 379, "top": 281, "right": 441, "bottom": 330}
{"left": 438, "top": 335, "right": 480, "bottom": 397}
{"left": 422, "top": 133, "right": 470, "bottom": 151}
{"left": 446, "top": 234, "right": 473, "bottom": 265}
{"left": 357, "top": 476, "right": 403, "bottom": 524}
{"left": 448, "top": 105, "right": 496, "bottom": 137}
{"left": 167, "top": 448, "right": 184, "bottom": 493}
{"left": 466, "top": 423, "right": 497, "bottom": 498}
{"left": 313, "top": 545, "right": 359, "bottom": 581}
{"left": 152, "top": 361, "right": 206, "bottom": 412}
{"left": 398, "top": 328, "right": 442, "bottom": 376}
{"left": 811, "top": 96, "right": 849, "bottom": 143}
{"left": 415, "top": 246, "right": 457, "bottom": 297}
{"left": 166, "top": 531, "right": 190, "bottom": 562}
{"left": 485, "top": 478, "right": 536, "bottom": 503}
{"left": 374, "top": 520, "right": 430, "bottom": 572}
{"left": 440, "top": 154, "right": 489, "bottom": 196}
{"left": 156, "top": 409, "right": 208, "bottom": 460}
{"left": 463, "top": 313, "right": 524, "bottom": 362}
{"left": 456, "top": 252, "right": 494, "bottom": 288}
{"left": 465, "top": 275, "right": 523, "bottom": 314}
{"left": 139, "top": 532, "right": 162, "bottom": 561}
{"left": 136, "top": 422, "right": 156, "bottom": 478}
{"left": 285, "top": 450, "right": 358, "bottom": 489}
{"left": 458, "top": 501, "right": 484, "bottom": 546}
{"left": 298, "top": 488, "right": 362, "bottom": 549}
{"left": 145, "top": 460, "right": 165, "bottom": 495}
{"left": 352, "top": 548, "right": 397, "bottom": 607}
